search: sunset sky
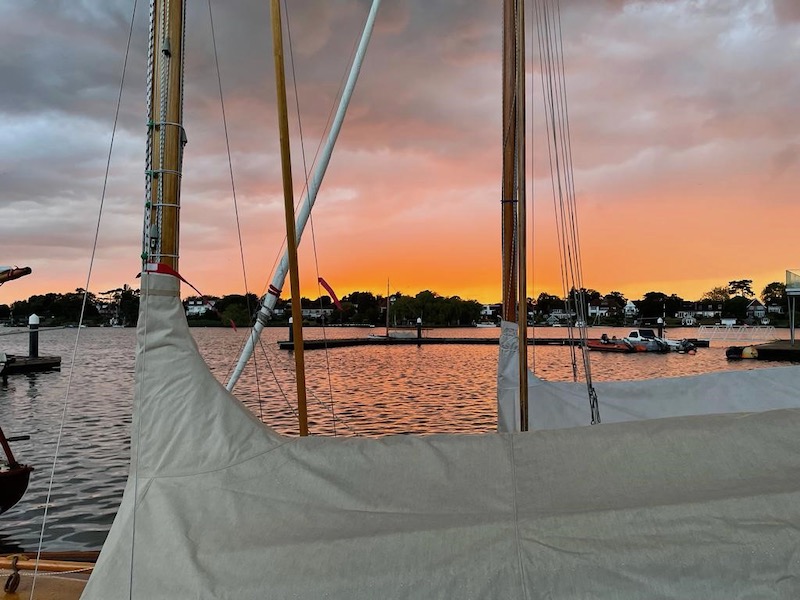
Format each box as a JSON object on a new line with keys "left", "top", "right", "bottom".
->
{"left": 1, "top": 0, "right": 798, "bottom": 306}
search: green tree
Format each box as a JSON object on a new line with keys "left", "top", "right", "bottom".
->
{"left": 605, "top": 291, "right": 627, "bottom": 306}
{"left": 119, "top": 285, "right": 140, "bottom": 326}
{"left": 664, "top": 293, "right": 685, "bottom": 318}
{"left": 215, "top": 293, "right": 259, "bottom": 326}
{"left": 728, "top": 279, "right": 754, "bottom": 298}
{"left": 535, "top": 292, "right": 562, "bottom": 316}
{"left": 637, "top": 291, "right": 668, "bottom": 318}
{"left": 723, "top": 296, "right": 750, "bottom": 320}
{"left": 761, "top": 282, "right": 786, "bottom": 306}
{"left": 702, "top": 287, "right": 730, "bottom": 303}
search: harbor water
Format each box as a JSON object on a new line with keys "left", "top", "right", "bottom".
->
{"left": 0, "top": 325, "right": 794, "bottom": 552}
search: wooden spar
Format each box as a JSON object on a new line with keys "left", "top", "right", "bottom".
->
{"left": 0, "top": 555, "right": 95, "bottom": 574}
{"left": 146, "top": 0, "right": 186, "bottom": 270}
{"left": 225, "top": 0, "right": 383, "bottom": 392}
{"left": 502, "top": 0, "right": 529, "bottom": 430}
{"left": 270, "top": 0, "right": 309, "bottom": 436}
{"left": 501, "top": 0, "right": 518, "bottom": 325}
{"left": 515, "top": 0, "right": 528, "bottom": 431}
{"left": 0, "top": 425, "right": 19, "bottom": 468}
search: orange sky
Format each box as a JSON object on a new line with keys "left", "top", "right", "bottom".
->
{"left": 2, "top": 1, "right": 799, "bottom": 306}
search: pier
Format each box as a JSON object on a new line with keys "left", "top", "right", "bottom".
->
{"left": 279, "top": 337, "right": 709, "bottom": 351}
{"left": 0, "top": 314, "right": 62, "bottom": 377}
{"left": 1, "top": 354, "right": 62, "bottom": 376}
{"left": 728, "top": 340, "right": 800, "bottom": 362}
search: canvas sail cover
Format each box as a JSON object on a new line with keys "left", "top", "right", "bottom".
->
{"left": 83, "top": 273, "right": 800, "bottom": 598}
{"left": 497, "top": 320, "right": 800, "bottom": 430}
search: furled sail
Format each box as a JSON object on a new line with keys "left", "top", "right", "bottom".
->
{"left": 82, "top": 271, "right": 800, "bottom": 598}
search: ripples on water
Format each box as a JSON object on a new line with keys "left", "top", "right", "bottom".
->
{"left": 0, "top": 325, "right": 792, "bottom": 551}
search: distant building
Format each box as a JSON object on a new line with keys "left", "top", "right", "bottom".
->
{"left": 481, "top": 303, "right": 502, "bottom": 318}
{"left": 745, "top": 299, "right": 766, "bottom": 321}
{"left": 676, "top": 301, "right": 722, "bottom": 320}
{"left": 301, "top": 307, "right": 334, "bottom": 319}
{"left": 766, "top": 303, "right": 785, "bottom": 315}
{"left": 185, "top": 299, "right": 214, "bottom": 317}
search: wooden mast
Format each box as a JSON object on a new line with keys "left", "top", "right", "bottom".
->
{"left": 502, "top": 0, "right": 528, "bottom": 430}
{"left": 515, "top": 0, "right": 528, "bottom": 430}
{"left": 146, "top": 0, "right": 186, "bottom": 271}
{"left": 271, "top": 0, "right": 309, "bottom": 436}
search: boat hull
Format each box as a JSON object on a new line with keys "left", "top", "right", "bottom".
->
{"left": 586, "top": 339, "right": 635, "bottom": 353}
{"left": 0, "top": 465, "right": 32, "bottom": 514}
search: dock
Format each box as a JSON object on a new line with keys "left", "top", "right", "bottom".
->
{"left": 1, "top": 354, "right": 62, "bottom": 376}
{"left": 279, "top": 337, "right": 709, "bottom": 351}
{"left": 735, "top": 340, "right": 800, "bottom": 362}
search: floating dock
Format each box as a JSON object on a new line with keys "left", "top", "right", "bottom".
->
{"left": 728, "top": 340, "right": 800, "bottom": 362}
{"left": 279, "top": 337, "right": 709, "bottom": 351}
{"left": 1, "top": 354, "right": 61, "bottom": 376}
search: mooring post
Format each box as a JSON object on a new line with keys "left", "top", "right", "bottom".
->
{"left": 416, "top": 317, "right": 422, "bottom": 340}
{"left": 288, "top": 316, "right": 294, "bottom": 344}
{"left": 28, "top": 314, "right": 39, "bottom": 359}
{"left": 657, "top": 317, "right": 664, "bottom": 338}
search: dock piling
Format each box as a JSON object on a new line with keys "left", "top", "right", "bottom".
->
{"left": 28, "top": 314, "right": 39, "bottom": 359}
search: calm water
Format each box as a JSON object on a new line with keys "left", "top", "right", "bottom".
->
{"left": 0, "top": 324, "right": 793, "bottom": 552}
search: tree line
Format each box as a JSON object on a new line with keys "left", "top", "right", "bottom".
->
{"left": 534, "top": 279, "right": 792, "bottom": 325}
{"left": 1, "top": 278, "right": 791, "bottom": 327}
{"left": 0, "top": 286, "right": 139, "bottom": 327}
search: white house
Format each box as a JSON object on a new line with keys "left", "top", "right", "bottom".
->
{"left": 623, "top": 301, "right": 638, "bottom": 318}
{"left": 185, "top": 299, "right": 213, "bottom": 317}
{"left": 745, "top": 299, "right": 767, "bottom": 320}
{"left": 766, "top": 303, "right": 785, "bottom": 315}
{"left": 587, "top": 300, "right": 610, "bottom": 318}
{"left": 301, "top": 307, "right": 334, "bottom": 319}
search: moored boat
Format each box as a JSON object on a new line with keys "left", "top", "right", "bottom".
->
{"left": 586, "top": 335, "right": 635, "bottom": 353}
{"left": 0, "top": 426, "right": 32, "bottom": 515}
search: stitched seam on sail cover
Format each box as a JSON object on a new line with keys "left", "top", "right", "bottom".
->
{"left": 509, "top": 434, "right": 530, "bottom": 599}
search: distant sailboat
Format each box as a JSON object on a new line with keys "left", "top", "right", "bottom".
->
{"left": 75, "top": 1, "right": 800, "bottom": 598}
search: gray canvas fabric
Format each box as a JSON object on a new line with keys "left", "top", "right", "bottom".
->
{"left": 83, "top": 274, "right": 800, "bottom": 599}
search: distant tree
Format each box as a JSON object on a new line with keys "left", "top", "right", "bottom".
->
{"left": 723, "top": 296, "right": 750, "bottom": 320}
{"left": 664, "top": 293, "right": 685, "bottom": 318}
{"left": 761, "top": 282, "right": 786, "bottom": 306}
{"left": 606, "top": 291, "right": 627, "bottom": 306}
{"left": 119, "top": 285, "right": 140, "bottom": 325}
{"left": 701, "top": 287, "right": 730, "bottom": 303}
{"left": 727, "top": 279, "right": 754, "bottom": 298}
{"left": 215, "top": 293, "right": 259, "bottom": 325}
{"left": 637, "top": 291, "right": 668, "bottom": 318}
{"left": 221, "top": 304, "right": 251, "bottom": 328}
{"left": 535, "top": 292, "right": 562, "bottom": 316}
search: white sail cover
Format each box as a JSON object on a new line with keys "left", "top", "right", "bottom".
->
{"left": 83, "top": 273, "right": 800, "bottom": 598}
{"left": 497, "top": 320, "right": 800, "bottom": 430}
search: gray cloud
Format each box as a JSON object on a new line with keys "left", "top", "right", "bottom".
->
{"left": 1, "top": 0, "right": 798, "bottom": 299}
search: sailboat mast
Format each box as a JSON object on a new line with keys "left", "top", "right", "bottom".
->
{"left": 145, "top": 0, "right": 186, "bottom": 271}
{"left": 226, "top": 0, "right": 382, "bottom": 392}
{"left": 501, "top": 0, "right": 518, "bottom": 325}
{"left": 515, "top": 0, "right": 528, "bottom": 430}
{"left": 501, "top": 0, "right": 529, "bottom": 430}
{"left": 271, "top": 0, "right": 309, "bottom": 436}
